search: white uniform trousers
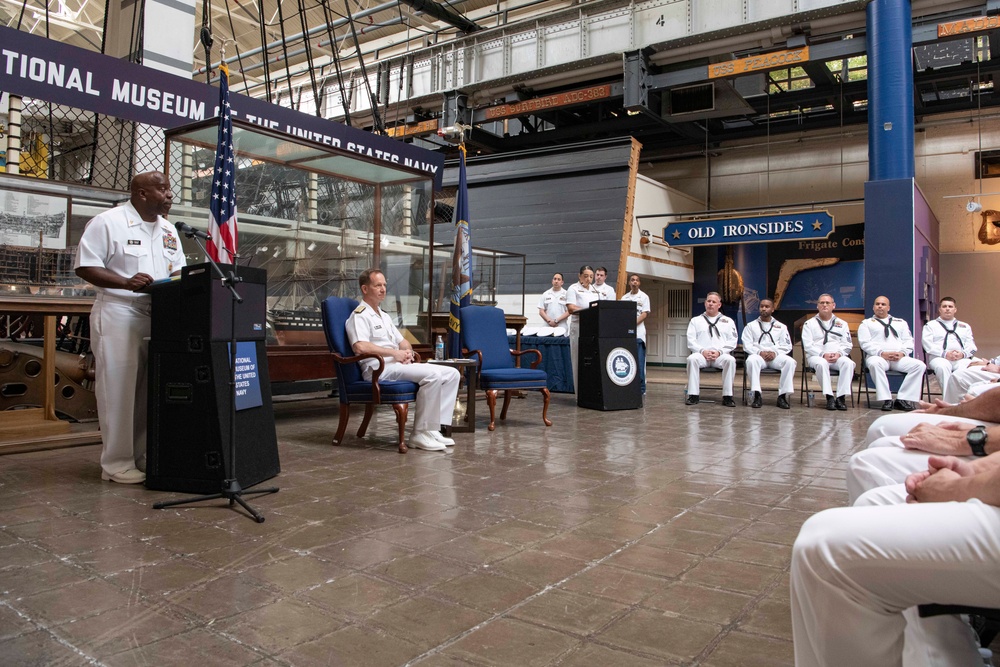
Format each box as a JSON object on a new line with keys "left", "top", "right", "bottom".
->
{"left": 944, "top": 367, "right": 1000, "bottom": 404}
{"left": 744, "top": 353, "right": 796, "bottom": 394}
{"left": 792, "top": 498, "right": 1000, "bottom": 667}
{"left": 965, "top": 381, "right": 1000, "bottom": 400}
{"left": 379, "top": 363, "right": 461, "bottom": 432}
{"left": 686, "top": 352, "right": 735, "bottom": 395}
{"left": 864, "top": 413, "right": 996, "bottom": 445}
{"left": 569, "top": 325, "right": 580, "bottom": 395}
{"left": 928, "top": 356, "right": 975, "bottom": 396}
{"left": 806, "top": 355, "right": 855, "bottom": 397}
{"left": 91, "top": 296, "right": 151, "bottom": 476}
{"left": 865, "top": 355, "right": 926, "bottom": 401}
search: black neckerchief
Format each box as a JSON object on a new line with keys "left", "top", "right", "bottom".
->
{"left": 703, "top": 314, "right": 721, "bottom": 338}
{"left": 757, "top": 319, "right": 776, "bottom": 345}
{"left": 876, "top": 316, "right": 899, "bottom": 339}
{"left": 817, "top": 317, "right": 841, "bottom": 344}
{"left": 938, "top": 319, "right": 964, "bottom": 350}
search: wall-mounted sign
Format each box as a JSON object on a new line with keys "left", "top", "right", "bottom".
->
{"left": 938, "top": 15, "right": 1000, "bottom": 37}
{"left": 482, "top": 85, "right": 612, "bottom": 121}
{"left": 664, "top": 211, "right": 834, "bottom": 247}
{"left": 385, "top": 119, "right": 439, "bottom": 138}
{"left": 708, "top": 47, "right": 809, "bottom": 79}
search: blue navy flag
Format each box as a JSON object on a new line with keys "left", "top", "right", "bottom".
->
{"left": 448, "top": 144, "right": 472, "bottom": 358}
{"left": 207, "top": 62, "right": 237, "bottom": 262}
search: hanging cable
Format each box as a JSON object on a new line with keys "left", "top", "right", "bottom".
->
{"left": 200, "top": 0, "right": 214, "bottom": 84}
{"left": 319, "top": 0, "right": 354, "bottom": 127}
{"left": 274, "top": 0, "right": 299, "bottom": 108}
{"left": 342, "top": 0, "right": 384, "bottom": 133}
{"left": 257, "top": 0, "right": 273, "bottom": 104}
{"left": 296, "top": 0, "right": 324, "bottom": 117}
{"left": 222, "top": 2, "right": 252, "bottom": 95}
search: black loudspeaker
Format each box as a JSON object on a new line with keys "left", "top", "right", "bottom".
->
{"left": 577, "top": 337, "right": 642, "bottom": 410}
{"left": 146, "top": 339, "right": 280, "bottom": 493}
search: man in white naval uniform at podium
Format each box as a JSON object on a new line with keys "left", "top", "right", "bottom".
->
{"left": 742, "top": 298, "right": 795, "bottom": 409}
{"left": 685, "top": 292, "right": 738, "bottom": 407}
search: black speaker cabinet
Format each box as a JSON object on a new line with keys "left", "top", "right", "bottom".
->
{"left": 578, "top": 301, "right": 636, "bottom": 339}
{"left": 146, "top": 339, "right": 280, "bottom": 493}
{"left": 577, "top": 337, "right": 642, "bottom": 410}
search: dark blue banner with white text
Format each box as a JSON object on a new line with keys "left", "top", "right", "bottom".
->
{"left": 664, "top": 211, "right": 835, "bottom": 247}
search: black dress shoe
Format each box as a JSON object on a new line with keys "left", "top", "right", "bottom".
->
{"left": 881, "top": 400, "right": 894, "bottom": 411}
{"left": 685, "top": 394, "right": 700, "bottom": 405}
{"left": 835, "top": 396, "right": 848, "bottom": 411}
{"left": 751, "top": 391, "right": 763, "bottom": 408}
{"left": 894, "top": 399, "right": 915, "bottom": 412}
{"left": 722, "top": 395, "right": 736, "bottom": 407}
{"left": 777, "top": 394, "right": 790, "bottom": 409}
{"left": 825, "top": 395, "right": 836, "bottom": 411}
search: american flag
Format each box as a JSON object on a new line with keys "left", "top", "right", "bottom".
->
{"left": 207, "top": 62, "right": 237, "bottom": 263}
{"left": 447, "top": 143, "right": 472, "bottom": 358}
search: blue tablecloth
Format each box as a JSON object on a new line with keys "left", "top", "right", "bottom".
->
{"left": 508, "top": 335, "right": 574, "bottom": 393}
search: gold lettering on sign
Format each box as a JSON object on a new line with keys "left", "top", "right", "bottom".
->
{"left": 385, "top": 119, "right": 439, "bottom": 138}
{"left": 939, "top": 16, "right": 1000, "bottom": 37}
{"left": 484, "top": 85, "right": 612, "bottom": 120}
{"left": 708, "top": 47, "right": 810, "bottom": 79}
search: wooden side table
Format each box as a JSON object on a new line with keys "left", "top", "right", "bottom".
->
{"left": 426, "top": 358, "right": 479, "bottom": 435}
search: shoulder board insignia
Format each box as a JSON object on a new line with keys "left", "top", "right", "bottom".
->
{"left": 353, "top": 304, "right": 366, "bottom": 313}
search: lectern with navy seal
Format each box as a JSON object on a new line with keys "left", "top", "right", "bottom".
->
{"left": 577, "top": 300, "right": 642, "bottom": 410}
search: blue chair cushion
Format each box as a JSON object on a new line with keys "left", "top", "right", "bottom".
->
{"left": 480, "top": 368, "right": 548, "bottom": 390}
{"left": 343, "top": 380, "right": 418, "bottom": 404}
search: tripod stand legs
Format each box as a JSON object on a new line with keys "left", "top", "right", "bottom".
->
{"left": 152, "top": 482, "right": 279, "bottom": 523}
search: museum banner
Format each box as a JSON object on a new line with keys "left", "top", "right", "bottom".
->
{"left": 663, "top": 211, "right": 835, "bottom": 247}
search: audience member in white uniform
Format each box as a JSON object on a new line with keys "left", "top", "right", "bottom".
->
{"left": 537, "top": 272, "right": 569, "bottom": 329}
{"left": 741, "top": 298, "right": 795, "bottom": 409}
{"left": 922, "top": 296, "right": 978, "bottom": 393}
{"left": 801, "top": 293, "right": 855, "bottom": 411}
{"left": 74, "top": 171, "right": 186, "bottom": 484}
{"left": 593, "top": 267, "right": 616, "bottom": 300}
{"left": 346, "top": 269, "right": 461, "bottom": 452}
{"left": 857, "top": 295, "right": 925, "bottom": 412}
{"left": 566, "top": 265, "right": 600, "bottom": 394}
{"left": 685, "top": 292, "right": 738, "bottom": 407}
{"left": 619, "top": 274, "right": 651, "bottom": 394}
{"left": 792, "top": 446, "right": 1000, "bottom": 667}
{"left": 944, "top": 357, "right": 1000, "bottom": 403}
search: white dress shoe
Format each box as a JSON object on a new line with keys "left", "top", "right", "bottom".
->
{"left": 101, "top": 468, "right": 146, "bottom": 484}
{"left": 430, "top": 430, "right": 456, "bottom": 446}
{"left": 409, "top": 431, "right": 446, "bottom": 451}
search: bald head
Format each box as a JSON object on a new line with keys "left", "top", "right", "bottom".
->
{"left": 129, "top": 171, "right": 173, "bottom": 222}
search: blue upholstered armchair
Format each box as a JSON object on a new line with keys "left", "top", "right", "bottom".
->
{"left": 460, "top": 305, "right": 552, "bottom": 431}
{"left": 321, "top": 296, "right": 419, "bottom": 453}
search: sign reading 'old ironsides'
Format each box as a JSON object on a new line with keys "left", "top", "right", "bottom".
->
{"left": 664, "top": 211, "right": 835, "bottom": 247}
{"left": 708, "top": 47, "right": 810, "bottom": 79}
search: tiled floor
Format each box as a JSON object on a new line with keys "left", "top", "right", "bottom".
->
{"left": 0, "top": 379, "right": 876, "bottom": 666}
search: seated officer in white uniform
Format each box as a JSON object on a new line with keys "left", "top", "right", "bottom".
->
{"left": 685, "top": 291, "right": 738, "bottom": 407}
{"left": 75, "top": 171, "right": 186, "bottom": 484}
{"left": 346, "top": 269, "right": 461, "bottom": 452}
{"left": 922, "top": 296, "right": 978, "bottom": 392}
{"left": 801, "top": 293, "right": 855, "bottom": 411}
{"left": 944, "top": 356, "right": 1000, "bottom": 403}
{"left": 537, "top": 272, "right": 569, "bottom": 328}
{"left": 857, "top": 295, "right": 925, "bottom": 412}
{"left": 792, "top": 447, "right": 1000, "bottom": 667}
{"left": 741, "top": 298, "right": 795, "bottom": 409}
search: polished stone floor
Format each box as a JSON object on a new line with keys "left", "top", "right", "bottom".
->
{"left": 0, "top": 379, "right": 877, "bottom": 666}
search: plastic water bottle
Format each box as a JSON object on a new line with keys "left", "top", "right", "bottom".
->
{"left": 435, "top": 335, "right": 445, "bottom": 361}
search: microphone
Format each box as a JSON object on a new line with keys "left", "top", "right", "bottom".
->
{"left": 175, "top": 222, "right": 210, "bottom": 240}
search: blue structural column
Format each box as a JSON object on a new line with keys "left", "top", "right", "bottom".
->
{"left": 864, "top": 0, "right": 917, "bottom": 321}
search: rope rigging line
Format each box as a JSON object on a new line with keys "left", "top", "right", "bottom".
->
{"left": 222, "top": 2, "right": 253, "bottom": 95}
{"left": 319, "top": 0, "right": 355, "bottom": 127}
{"left": 274, "top": 0, "right": 299, "bottom": 109}
{"left": 342, "top": 0, "right": 385, "bottom": 133}
{"left": 257, "top": 0, "right": 274, "bottom": 103}
{"left": 296, "top": 0, "right": 325, "bottom": 117}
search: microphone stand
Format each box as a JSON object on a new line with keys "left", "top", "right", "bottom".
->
{"left": 152, "top": 230, "right": 278, "bottom": 523}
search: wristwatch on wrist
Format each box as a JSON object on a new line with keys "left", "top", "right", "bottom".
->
{"left": 967, "top": 425, "right": 989, "bottom": 457}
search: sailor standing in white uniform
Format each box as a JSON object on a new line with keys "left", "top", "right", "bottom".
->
{"left": 74, "top": 172, "right": 186, "bottom": 484}
{"left": 537, "top": 272, "right": 569, "bottom": 328}
{"left": 922, "top": 296, "right": 978, "bottom": 392}
{"left": 857, "top": 295, "right": 925, "bottom": 411}
{"left": 593, "top": 267, "right": 616, "bottom": 301}
{"left": 741, "top": 298, "right": 795, "bottom": 409}
{"left": 685, "top": 292, "right": 738, "bottom": 406}
{"left": 801, "top": 293, "right": 855, "bottom": 411}
{"left": 566, "top": 265, "right": 600, "bottom": 394}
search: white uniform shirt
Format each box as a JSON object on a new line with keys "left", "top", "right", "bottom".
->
{"left": 566, "top": 282, "right": 600, "bottom": 327}
{"left": 345, "top": 301, "right": 405, "bottom": 379}
{"left": 74, "top": 201, "right": 186, "bottom": 300}
{"left": 922, "top": 318, "right": 977, "bottom": 359}
{"left": 537, "top": 287, "right": 569, "bottom": 322}
{"left": 741, "top": 317, "right": 792, "bottom": 356}
{"left": 802, "top": 315, "right": 853, "bottom": 358}
{"left": 858, "top": 316, "right": 915, "bottom": 357}
{"left": 594, "top": 283, "right": 616, "bottom": 300}
{"left": 687, "top": 313, "right": 738, "bottom": 354}
{"left": 620, "top": 289, "right": 651, "bottom": 343}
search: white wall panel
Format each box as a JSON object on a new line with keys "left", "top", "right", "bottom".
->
{"left": 635, "top": 1, "right": 689, "bottom": 48}
{"left": 509, "top": 32, "right": 540, "bottom": 74}
{"left": 691, "top": 0, "right": 745, "bottom": 33}
{"left": 543, "top": 23, "right": 583, "bottom": 66}
{"left": 477, "top": 39, "right": 506, "bottom": 81}
{"left": 748, "top": 0, "right": 797, "bottom": 22}
{"left": 587, "top": 10, "right": 632, "bottom": 57}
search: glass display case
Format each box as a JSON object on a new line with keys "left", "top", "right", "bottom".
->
{"left": 163, "top": 118, "right": 438, "bottom": 349}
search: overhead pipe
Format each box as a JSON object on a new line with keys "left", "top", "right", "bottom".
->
{"left": 397, "top": 0, "right": 480, "bottom": 33}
